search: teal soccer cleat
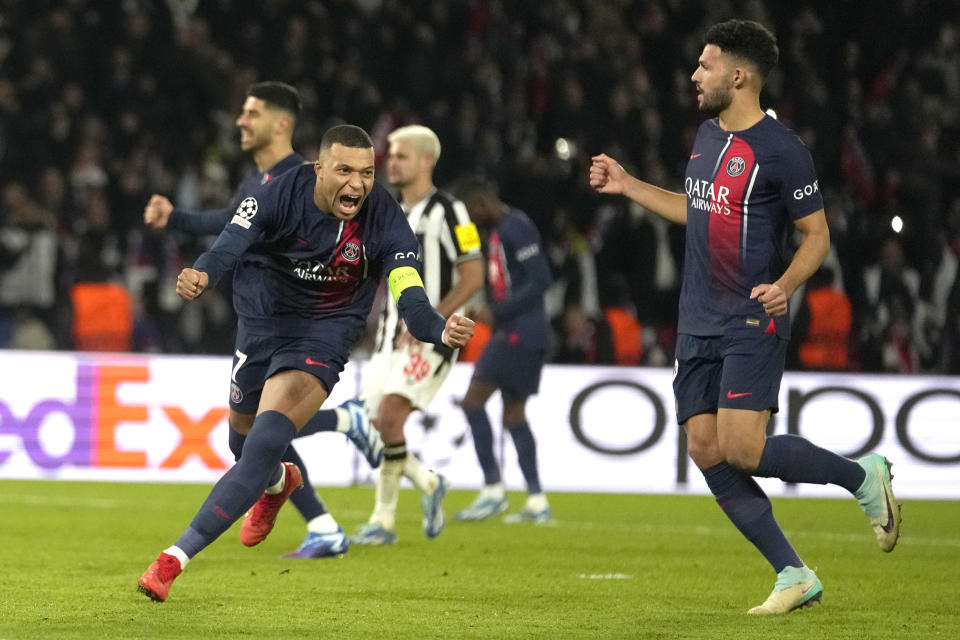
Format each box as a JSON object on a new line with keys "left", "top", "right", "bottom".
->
{"left": 855, "top": 454, "right": 902, "bottom": 552}
{"left": 748, "top": 566, "right": 822, "bottom": 615}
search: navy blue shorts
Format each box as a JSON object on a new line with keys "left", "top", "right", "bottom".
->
{"left": 672, "top": 333, "right": 787, "bottom": 425}
{"left": 473, "top": 334, "right": 545, "bottom": 402}
{"left": 229, "top": 328, "right": 347, "bottom": 414}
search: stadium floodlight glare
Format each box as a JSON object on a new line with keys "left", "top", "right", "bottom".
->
{"left": 555, "top": 137, "right": 573, "bottom": 160}
{"left": 891, "top": 215, "right": 903, "bottom": 233}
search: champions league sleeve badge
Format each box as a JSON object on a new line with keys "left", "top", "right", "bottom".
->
{"left": 231, "top": 197, "right": 259, "bottom": 229}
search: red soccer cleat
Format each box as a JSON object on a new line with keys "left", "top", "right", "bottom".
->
{"left": 240, "top": 462, "right": 303, "bottom": 547}
{"left": 137, "top": 553, "right": 182, "bottom": 602}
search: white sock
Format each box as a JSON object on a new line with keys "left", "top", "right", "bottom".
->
{"left": 265, "top": 464, "right": 285, "bottom": 495}
{"left": 403, "top": 454, "right": 438, "bottom": 495}
{"left": 370, "top": 458, "right": 403, "bottom": 530}
{"left": 482, "top": 483, "right": 505, "bottom": 500}
{"left": 334, "top": 407, "right": 351, "bottom": 433}
{"left": 526, "top": 493, "right": 549, "bottom": 512}
{"left": 163, "top": 545, "right": 189, "bottom": 570}
{"left": 307, "top": 513, "right": 339, "bottom": 534}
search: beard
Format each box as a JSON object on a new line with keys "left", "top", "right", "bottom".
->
{"left": 698, "top": 84, "right": 733, "bottom": 114}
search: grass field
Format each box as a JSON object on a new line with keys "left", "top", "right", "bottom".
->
{"left": 0, "top": 480, "right": 958, "bottom": 639}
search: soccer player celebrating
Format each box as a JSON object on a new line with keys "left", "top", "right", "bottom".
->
{"left": 137, "top": 125, "right": 474, "bottom": 602}
{"left": 590, "top": 19, "right": 900, "bottom": 614}
{"left": 453, "top": 178, "right": 554, "bottom": 524}
{"left": 349, "top": 125, "right": 484, "bottom": 546}
{"left": 143, "top": 82, "right": 384, "bottom": 560}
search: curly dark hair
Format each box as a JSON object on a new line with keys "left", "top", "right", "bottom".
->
{"left": 704, "top": 19, "right": 779, "bottom": 80}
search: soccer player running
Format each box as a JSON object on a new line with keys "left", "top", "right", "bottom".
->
{"left": 137, "top": 125, "right": 475, "bottom": 602}
{"left": 143, "top": 82, "right": 384, "bottom": 560}
{"left": 453, "top": 179, "right": 554, "bottom": 524}
{"left": 589, "top": 19, "right": 900, "bottom": 614}
{"left": 349, "top": 126, "right": 484, "bottom": 546}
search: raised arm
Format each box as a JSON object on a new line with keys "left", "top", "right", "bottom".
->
{"left": 590, "top": 153, "right": 687, "bottom": 225}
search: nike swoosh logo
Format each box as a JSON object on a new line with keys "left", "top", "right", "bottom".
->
{"left": 801, "top": 584, "right": 814, "bottom": 595}
{"left": 690, "top": 153, "right": 702, "bottom": 159}
{"left": 880, "top": 470, "right": 896, "bottom": 532}
{"left": 305, "top": 357, "right": 329, "bottom": 367}
{"left": 215, "top": 506, "right": 233, "bottom": 520}
{"left": 726, "top": 390, "right": 752, "bottom": 399}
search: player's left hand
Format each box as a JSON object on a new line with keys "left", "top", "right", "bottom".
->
{"left": 750, "top": 283, "right": 788, "bottom": 317}
{"left": 177, "top": 268, "right": 209, "bottom": 300}
{"left": 441, "top": 313, "right": 475, "bottom": 348}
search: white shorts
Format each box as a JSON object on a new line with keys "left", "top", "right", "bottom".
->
{"left": 361, "top": 341, "right": 457, "bottom": 417}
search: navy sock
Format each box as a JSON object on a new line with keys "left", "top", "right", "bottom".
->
{"left": 506, "top": 421, "right": 542, "bottom": 494}
{"left": 754, "top": 434, "right": 866, "bottom": 493}
{"left": 702, "top": 461, "right": 802, "bottom": 573}
{"left": 464, "top": 407, "right": 501, "bottom": 485}
{"left": 295, "top": 410, "right": 338, "bottom": 438}
{"left": 175, "top": 410, "right": 297, "bottom": 558}
{"left": 282, "top": 445, "right": 327, "bottom": 520}
{"left": 229, "top": 427, "right": 326, "bottom": 520}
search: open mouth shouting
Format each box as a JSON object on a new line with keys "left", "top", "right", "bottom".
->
{"left": 337, "top": 193, "right": 363, "bottom": 218}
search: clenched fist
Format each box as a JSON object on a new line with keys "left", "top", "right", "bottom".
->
{"left": 177, "top": 268, "right": 209, "bottom": 300}
{"left": 441, "top": 313, "right": 475, "bottom": 348}
{"left": 144, "top": 194, "right": 174, "bottom": 229}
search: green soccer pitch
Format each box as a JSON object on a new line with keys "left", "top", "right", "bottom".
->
{"left": 1, "top": 480, "right": 957, "bottom": 639}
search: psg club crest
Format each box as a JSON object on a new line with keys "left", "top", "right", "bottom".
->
{"left": 230, "top": 382, "right": 243, "bottom": 404}
{"left": 725, "top": 156, "right": 746, "bottom": 177}
{"left": 341, "top": 241, "right": 361, "bottom": 262}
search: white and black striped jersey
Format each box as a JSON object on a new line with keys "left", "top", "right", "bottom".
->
{"left": 374, "top": 188, "right": 482, "bottom": 352}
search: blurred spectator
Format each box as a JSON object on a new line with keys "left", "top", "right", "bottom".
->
{"left": 0, "top": 0, "right": 955, "bottom": 372}
{"left": 0, "top": 182, "right": 58, "bottom": 348}
{"left": 789, "top": 266, "right": 852, "bottom": 371}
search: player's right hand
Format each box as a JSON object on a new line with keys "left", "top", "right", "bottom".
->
{"left": 144, "top": 194, "right": 174, "bottom": 229}
{"left": 589, "top": 154, "right": 627, "bottom": 195}
{"left": 176, "top": 268, "right": 208, "bottom": 300}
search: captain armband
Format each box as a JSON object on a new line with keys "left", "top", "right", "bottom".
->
{"left": 388, "top": 266, "right": 424, "bottom": 303}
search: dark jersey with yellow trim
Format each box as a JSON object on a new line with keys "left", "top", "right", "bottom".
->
{"left": 680, "top": 115, "right": 823, "bottom": 339}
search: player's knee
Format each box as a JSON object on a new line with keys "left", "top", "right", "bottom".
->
{"left": 687, "top": 438, "right": 722, "bottom": 468}
{"left": 721, "top": 445, "right": 761, "bottom": 473}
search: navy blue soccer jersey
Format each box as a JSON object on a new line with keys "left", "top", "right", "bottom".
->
{"left": 168, "top": 152, "right": 305, "bottom": 235}
{"left": 193, "top": 164, "right": 423, "bottom": 348}
{"left": 485, "top": 209, "right": 552, "bottom": 350}
{"left": 679, "top": 115, "right": 824, "bottom": 339}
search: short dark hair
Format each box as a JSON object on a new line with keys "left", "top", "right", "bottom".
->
{"left": 247, "top": 81, "right": 302, "bottom": 119}
{"left": 320, "top": 124, "right": 374, "bottom": 151}
{"left": 704, "top": 20, "right": 779, "bottom": 80}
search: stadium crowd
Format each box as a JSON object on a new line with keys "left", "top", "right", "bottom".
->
{"left": 1, "top": 0, "right": 958, "bottom": 373}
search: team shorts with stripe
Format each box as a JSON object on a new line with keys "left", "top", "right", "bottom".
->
{"left": 361, "top": 341, "right": 457, "bottom": 417}
{"left": 229, "top": 327, "right": 348, "bottom": 414}
{"left": 672, "top": 332, "right": 787, "bottom": 425}
{"left": 473, "top": 334, "right": 545, "bottom": 402}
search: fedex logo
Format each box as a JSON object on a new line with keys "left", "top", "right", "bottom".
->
{"left": 0, "top": 363, "right": 229, "bottom": 471}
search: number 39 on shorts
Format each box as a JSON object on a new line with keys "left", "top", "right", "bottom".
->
{"left": 402, "top": 347, "right": 432, "bottom": 382}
